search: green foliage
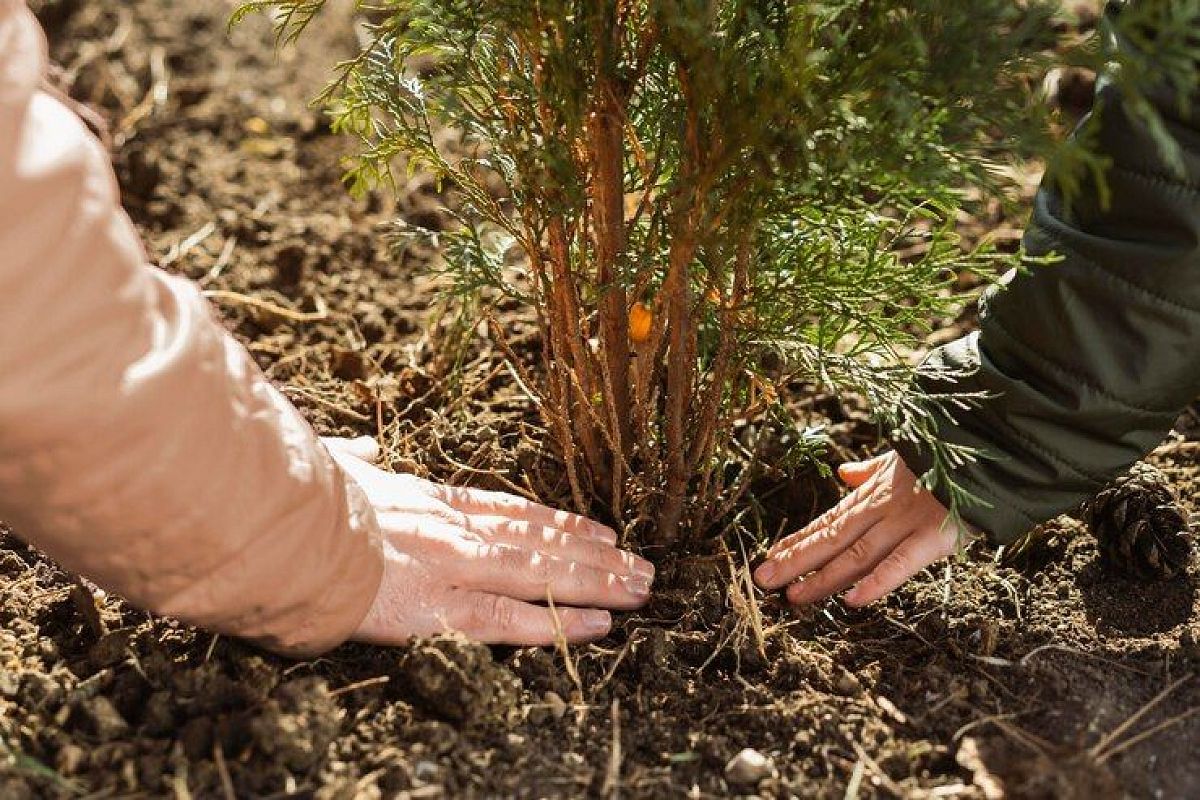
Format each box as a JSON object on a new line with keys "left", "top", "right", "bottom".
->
{"left": 1048, "top": 0, "right": 1200, "bottom": 204}
{"left": 235, "top": 0, "right": 1198, "bottom": 538}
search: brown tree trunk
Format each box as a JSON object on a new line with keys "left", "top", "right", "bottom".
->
{"left": 590, "top": 5, "right": 633, "bottom": 484}
{"left": 658, "top": 230, "right": 698, "bottom": 542}
{"left": 589, "top": 90, "right": 633, "bottom": 465}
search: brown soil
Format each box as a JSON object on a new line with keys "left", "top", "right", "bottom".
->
{"left": 2, "top": 2, "right": 1197, "bottom": 798}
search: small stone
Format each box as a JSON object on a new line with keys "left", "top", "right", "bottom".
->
{"left": 543, "top": 691, "right": 568, "bottom": 720}
{"left": 413, "top": 760, "right": 441, "bottom": 783}
{"left": 76, "top": 696, "right": 129, "bottom": 741}
{"left": 724, "top": 748, "right": 775, "bottom": 786}
{"left": 834, "top": 671, "right": 861, "bottom": 696}
{"left": 55, "top": 744, "right": 86, "bottom": 775}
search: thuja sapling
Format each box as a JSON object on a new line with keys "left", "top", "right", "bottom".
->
{"left": 235, "top": 1, "right": 1199, "bottom": 544}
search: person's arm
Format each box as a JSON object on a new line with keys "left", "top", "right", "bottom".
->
{"left": 893, "top": 80, "right": 1200, "bottom": 544}
{"left": 0, "top": 0, "right": 383, "bottom": 656}
{"left": 757, "top": 10, "right": 1200, "bottom": 604}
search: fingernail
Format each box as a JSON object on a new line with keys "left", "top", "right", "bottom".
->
{"left": 591, "top": 523, "right": 618, "bottom": 543}
{"left": 755, "top": 561, "right": 777, "bottom": 586}
{"left": 623, "top": 574, "right": 651, "bottom": 597}
{"left": 582, "top": 609, "right": 611, "bottom": 635}
{"left": 631, "top": 557, "right": 655, "bottom": 579}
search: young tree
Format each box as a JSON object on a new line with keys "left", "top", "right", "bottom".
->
{"left": 236, "top": 1, "right": 1198, "bottom": 543}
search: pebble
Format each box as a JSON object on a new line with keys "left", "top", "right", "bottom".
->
{"left": 55, "top": 743, "right": 86, "bottom": 775}
{"left": 724, "top": 748, "right": 775, "bottom": 786}
{"left": 543, "top": 691, "right": 567, "bottom": 720}
{"left": 77, "top": 696, "right": 129, "bottom": 741}
{"left": 413, "top": 759, "right": 441, "bottom": 783}
{"left": 834, "top": 671, "right": 862, "bottom": 696}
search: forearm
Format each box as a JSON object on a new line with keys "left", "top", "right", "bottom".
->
{"left": 896, "top": 61, "right": 1200, "bottom": 544}
{"left": 0, "top": 1, "right": 382, "bottom": 656}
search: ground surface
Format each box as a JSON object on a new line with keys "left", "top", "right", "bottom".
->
{"left": 2, "top": 2, "right": 1199, "bottom": 798}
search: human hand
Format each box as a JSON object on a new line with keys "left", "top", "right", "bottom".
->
{"left": 753, "top": 451, "right": 973, "bottom": 607}
{"left": 323, "top": 436, "right": 653, "bottom": 646}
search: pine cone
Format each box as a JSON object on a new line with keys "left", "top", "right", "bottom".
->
{"left": 1080, "top": 462, "right": 1194, "bottom": 580}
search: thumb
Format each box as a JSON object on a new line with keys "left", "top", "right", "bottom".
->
{"left": 837, "top": 452, "right": 891, "bottom": 487}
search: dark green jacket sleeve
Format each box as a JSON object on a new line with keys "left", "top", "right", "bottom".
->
{"left": 894, "top": 54, "right": 1200, "bottom": 544}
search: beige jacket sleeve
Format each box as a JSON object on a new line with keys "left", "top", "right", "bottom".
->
{"left": 0, "top": 1, "right": 383, "bottom": 657}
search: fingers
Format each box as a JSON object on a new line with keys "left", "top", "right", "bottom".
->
{"left": 753, "top": 450, "right": 962, "bottom": 607}
{"left": 446, "top": 590, "right": 614, "bottom": 645}
{"left": 321, "top": 435, "right": 382, "bottom": 463}
{"left": 783, "top": 521, "right": 910, "bottom": 606}
{"left": 380, "top": 514, "right": 652, "bottom": 609}
{"left": 465, "top": 515, "right": 653, "bottom": 579}
{"left": 350, "top": 551, "right": 615, "bottom": 647}
{"left": 453, "top": 541, "right": 651, "bottom": 610}
{"left": 440, "top": 485, "right": 619, "bottom": 544}
{"left": 844, "top": 524, "right": 958, "bottom": 607}
{"left": 837, "top": 452, "right": 890, "bottom": 488}
{"left": 755, "top": 485, "right": 885, "bottom": 590}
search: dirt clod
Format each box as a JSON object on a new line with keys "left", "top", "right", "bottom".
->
{"left": 249, "top": 677, "right": 341, "bottom": 771}
{"left": 75, "top": 696, "right": 129, "bottom": 741}
{"left": 399, "top": 634, "right": 521, "bottom": 725}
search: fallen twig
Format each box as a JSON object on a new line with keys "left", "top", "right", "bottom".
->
{"left": 213, "top": 742, "right": 236, "bottom": 800}
{"left": 330, "top": 675, "right": 391, "bottom": 697}
{"left": 203, "top": 289, "right": 329, "bottom": 323}
{"left": 603, "top": 698, "right": 622, "bottom": 800}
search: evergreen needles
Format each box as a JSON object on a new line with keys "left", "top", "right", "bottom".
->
{"left": 239, "top": 1, "right": 1200, "bottom": 542}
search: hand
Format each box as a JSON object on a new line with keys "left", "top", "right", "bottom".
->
{"left": 323, "top": 436, "right": 654, "bottom": 646}
{"left": 753, "top": 451, "right": 973, "bottom": 607}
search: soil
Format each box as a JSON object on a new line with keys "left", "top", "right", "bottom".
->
{"left": 3, "top": 2, "right": 1198, "bottom": 798}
